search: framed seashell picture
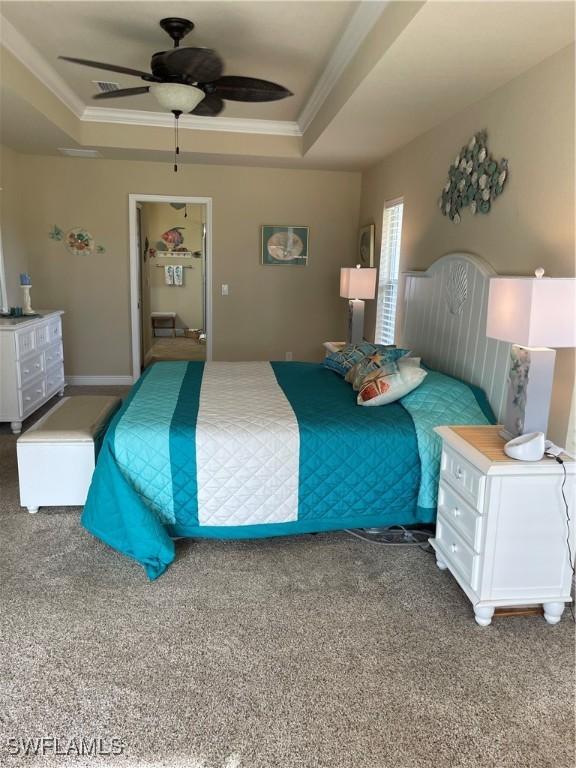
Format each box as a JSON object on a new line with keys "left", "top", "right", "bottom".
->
{"left": 438, "top": 130, "right": 508, "bottom": 224}
{"left": 261, "top": 225, "right": 309, "bottom": 266}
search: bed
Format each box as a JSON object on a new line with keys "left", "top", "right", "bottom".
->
{"left": 82, "top": 252, "right": 508, "bottom": 579}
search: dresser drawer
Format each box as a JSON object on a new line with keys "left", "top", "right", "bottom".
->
{"left": 435, "top": 516, "right": 480, "bottom": 591}
{"left": 437, "top": 480, "right": 483, "bottom": 552}
{"left": 44, "top": 341, "right": 64, "bottom": 370}
{"left": 46, "top": 363, "right": 65, "bottom": 395}
{"left": 35, "top": 323, "right": 49, "bottom": 348}
{"left": 441, "top": 446, "right": 484, "bottom": 510}
{"left": 20, "top": 379, "right": 46, "bottom": 416}
{"left": 16, "top": 328, "right": 36, "bottom": 358}
{"left": 18, "top": 352, "right": 45, "bottom": 387}
{"left": 47, "top": 319, "right": 62, "bottom": 343}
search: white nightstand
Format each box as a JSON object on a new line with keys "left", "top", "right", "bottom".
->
{"left": 430, "top": 425, "right": 575, "bottom": 626}
{"left": 323, "top": 341, "right": 346, "bottom": 357}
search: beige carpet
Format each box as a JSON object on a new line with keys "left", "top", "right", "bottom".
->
{"left": 0, "top": 387, "right": 574, "bottom": 768}
{"left": 145, "top": 336, "right": 206, "bottom": 365}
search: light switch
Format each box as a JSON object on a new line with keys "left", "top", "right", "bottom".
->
{"left": 221, "top": 284, "right": 229, "bottom": 296}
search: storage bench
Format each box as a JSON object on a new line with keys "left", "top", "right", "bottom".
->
{"left": 17, "top": 395, "right": 121, "bottom": 513}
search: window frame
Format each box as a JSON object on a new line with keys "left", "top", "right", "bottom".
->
{"left": 374, "top": 197, "right": 404, "bottom": 346}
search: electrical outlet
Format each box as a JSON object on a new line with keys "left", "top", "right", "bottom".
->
{"left": 221, "top": 284, "right": 229, "bottom": 296}
{"left": 285, "top": 351, "right": 293, "bottom": 361}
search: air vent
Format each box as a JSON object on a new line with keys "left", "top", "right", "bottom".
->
{"left": 92, "top": 80, "right": 120, "bottom": 93}
{"left": 57, "top": 148, "right": 101, "bottom": 159}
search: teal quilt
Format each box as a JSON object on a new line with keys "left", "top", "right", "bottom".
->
{"left": 82, "top": 362, "right": 493, "bottom": 579}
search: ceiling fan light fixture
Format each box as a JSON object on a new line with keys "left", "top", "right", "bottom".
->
{"left": 149, "top": 83, "right": 205, "bottom": 113}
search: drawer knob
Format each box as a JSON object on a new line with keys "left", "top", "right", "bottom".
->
{"left": 453, "top": 507, "right": 461, "bottom": 517}
{"left": 450, "top": 543, "right": 458, "bottom": 553}
{"left": 23, "top": 368, "right": 29, "bottom": 374}
{"left": 25, "top": 396, "right": 31, "bottom": 402}
{"left": 35, "top": 363, "right": 41, "bottom": 368}
{"left": 455, "top": 466, "right": 463, "bottom": 480}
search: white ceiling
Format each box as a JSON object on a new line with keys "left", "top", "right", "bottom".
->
{"left": 305, "top": 0, "right": 576, "bottom": 166}
{"left": 0, "top": 1, "right": 574, "bottom": 169}
{"left": 1, "top": 0, "right": 358, "bottom": 120}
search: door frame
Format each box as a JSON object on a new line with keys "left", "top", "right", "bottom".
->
{"left": 128, "top": 193, "right": 213, "bottom": 380}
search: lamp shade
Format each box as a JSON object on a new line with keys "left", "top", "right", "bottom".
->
{"left": 340, "top": 267, "right": 377, "bottom": 300}
{"left": 149, "top": 83, "right": 205, "bottom": 113}
{"left": 486, "top": 276, "right": 576, "bottom": 347}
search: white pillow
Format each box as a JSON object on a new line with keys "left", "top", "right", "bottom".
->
{"left": 398, "top": 356, "right": 421, "bottom": 369}
{"left": 357, "top": 365, "right": 427, "bottom": 407}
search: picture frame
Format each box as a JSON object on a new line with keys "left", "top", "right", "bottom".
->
{"left": 358, "top": 223, "right": 375, "bottom": 268}
{"left": 261, "top": 225, "right": 309, "bottom": 266}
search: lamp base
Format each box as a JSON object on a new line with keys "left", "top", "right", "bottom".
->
{"left": 502, "top": 345, "right": 555, "bottom": 438}
{"left": 348, "top": 299, "right": 365, "bottom": 345}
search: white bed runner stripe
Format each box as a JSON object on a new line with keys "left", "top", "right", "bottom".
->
{"left": 196, "top": 362, "right": 300, "bottom": 527}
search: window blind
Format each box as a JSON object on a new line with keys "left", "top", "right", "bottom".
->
{"left": 375, "top": 199, "right": 404, "bottom": 345}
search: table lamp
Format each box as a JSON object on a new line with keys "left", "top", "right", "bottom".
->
{"left": 340, "top": 265, "right": 377, "bottom": 344}
{"left": 486, "top": 268, "right": 576, "bottom": 438}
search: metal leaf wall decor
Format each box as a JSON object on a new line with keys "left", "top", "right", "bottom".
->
{"left": 438, "top": 131, "right": 508, "bottom": 223}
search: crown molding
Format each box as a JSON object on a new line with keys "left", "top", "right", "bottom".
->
{"left": 0, "top": 15, "right": 84, "bottom": 117}
{"left": 1, "top": 2, "right": 385, "bottom": 140}
{"left": 81, "top": 107, "right": 302, "bottom": 136}
{"left": 297, "top": 0, "right": 389, "bottom": 132}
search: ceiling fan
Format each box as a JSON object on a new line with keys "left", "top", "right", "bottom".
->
{"left": 59, "top": 17, "right": 293, "bottom": 118}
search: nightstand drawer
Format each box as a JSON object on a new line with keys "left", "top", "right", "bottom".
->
{"left": 437, "top": 481, "right": 483, "bottom": 551}
{"left": 435, "top": 516, "right": 480, "bottom": 591}
{"left": 441, "top": 446, "right": 484, "bottom": 510}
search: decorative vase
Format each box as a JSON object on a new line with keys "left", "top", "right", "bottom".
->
{"left": 21, "top": 285, "right": 34, "bottom": 315}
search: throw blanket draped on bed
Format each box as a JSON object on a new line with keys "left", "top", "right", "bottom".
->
{"left": 82, "top": 361, "right": 493, "bottom": 578}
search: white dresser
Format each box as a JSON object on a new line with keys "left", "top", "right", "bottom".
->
{"left": 430, "top": 425, "right": 575, "bottom": 626}
{"left": 0, "top": 311, "right": 65, "bottom": 434}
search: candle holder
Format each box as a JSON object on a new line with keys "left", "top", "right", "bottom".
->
{"left": 21, "top": 285, "right": 35, "bottom": 315}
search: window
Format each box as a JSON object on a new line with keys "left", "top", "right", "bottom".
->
{"left": 375, "top": 198, "right": 404, "bottom": 345}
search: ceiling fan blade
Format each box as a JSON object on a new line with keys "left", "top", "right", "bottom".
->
{"left": 153, "top": 48, "right": 224, "bottom": 84}
{"left": 210, "top": 76, "right": 292, "bottom": 102}
{"left": 92, "top": 87, "right": 151, "bottom": 100}
{"left": 59, "top": 56, "right": 157, "bottom": 81}
{"left": 190, "top": 94, "right": 224, "bottom": 117}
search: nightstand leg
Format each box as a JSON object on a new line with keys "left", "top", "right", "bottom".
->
{"left": 435, "top": 553, "right": 448, "bottom": 570}
{"left": 543, "top": 602, "right": 565, "bottom": 625}
{"left": 474, "top": 605, "right": 495, "bottom": 626}
{"left": 10, "top": 421, "right": 22, "bottom": 435}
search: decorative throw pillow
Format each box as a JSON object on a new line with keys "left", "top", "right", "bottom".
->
{"left": 323, "top": 342, "right": 379, "bottom": 377}
{"left": 357, "top": 365, "right": 427, "bottom": 406}
{"left": 397, "top": 356, "right": 421, "bottom": 369}
{"left": 346, "top": 348, "right": 411, "bottom": 390}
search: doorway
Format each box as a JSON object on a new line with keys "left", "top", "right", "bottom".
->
{"left": 129, "top": 194, "right": 212, "bottom": 379}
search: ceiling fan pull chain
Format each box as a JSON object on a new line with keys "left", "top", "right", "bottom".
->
{"left": 173, "top": 111, "right": 182, "bottom": 172}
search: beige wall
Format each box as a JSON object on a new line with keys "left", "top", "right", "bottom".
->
{"left": 7, "top": 154, "right": 360, "bottom": 374}
{"left": 0, "top": 145, "right": 27, "bottom": 307}
{"left": 141, "top": 202, "right": 205, "bottom": 353}
{"left": 359, "top": 44, "right": 575, "bottom": 447}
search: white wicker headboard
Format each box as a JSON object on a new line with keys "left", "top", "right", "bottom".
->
{"left": 401, "top": 252, "right": 510, "bottom": 422}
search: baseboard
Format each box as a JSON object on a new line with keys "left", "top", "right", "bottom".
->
{"left": 65, "top": 375, "right": 134, "bottom": 386}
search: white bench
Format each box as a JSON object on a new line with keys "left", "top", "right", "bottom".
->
{"left": 17, "top": 396, "right": 121, "bottom": 513}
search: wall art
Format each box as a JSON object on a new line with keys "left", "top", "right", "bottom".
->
{"left": 48, "top": 224, "right": 106, "bottom": 255}
{"left": 358, "top": 224, "right": 375, "bottom": 267}
{"left": 439, "top": 131, "right": 508, "bottom": 223}
{"left": 261, "top": 226, "right": 309, "bottom": 266}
